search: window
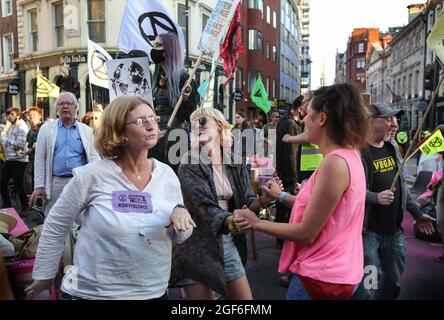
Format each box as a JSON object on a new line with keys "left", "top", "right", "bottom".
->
{"left": 202, "top": 14, "right": 209, "bottom": 33}
{"left": 248, "top": 70, "right": 258, "bottom": 93}
{"left": 273, "top": 11, "right": 277, "bottom": 28}
{"left": 54, "top": 2, "right": 64, "bottom": 48}
{"left": 2, "top": 33, "right": 13, "bottom": 72}
{"left": 29, "top": 10, "right": 38, "bottom": 52}
{"left": 357, "top": 57, "right": 365, "bottom": 69}
{"left": 248, "top": 0, "right": 263, "bottom": 16}
{"left": 237, "top": 68, "right": 243, "bottom": 90}
{"left": 266, "top": 77, "right": 270, "bottom": 96}
{"left": 266, "top": 41, "right": 270, "bottom": 60}
{"left": 248, "top": 30, "right": 263, "bottom": 52}
{"left": 358, "top": 43, "right": 364, "bottom": 53}
{"left": 272, "top": 45, "right": 277, "bottom": 62}
{"left": 88, "top": 0, "right": 106, "bottom": 43}
{"left": 356, "top": 72, "right": 365, "bottom": 81}
{"left": 272, "top": 79, "right": 276, "bottom": 98}
{"left": 402, "top": 76, "right": 407, "bottom": 96}
{"left": 415, "top": 70, "right": 420, "bottom": 97}
{"left": 266, "top": 6, "right": 270, "bottom": 24}
{"left": 1, "top": 0, "right": 12, "bottom": 17}
{"left": 178, "top": 4, "right": 186, "bottom": 37}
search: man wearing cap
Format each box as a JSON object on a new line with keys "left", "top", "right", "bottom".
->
{"left": 354, "top": 103, "right": 436, "bottom": 300}
{"left": 29, "top": 92, "right": 100, "bottom": 217}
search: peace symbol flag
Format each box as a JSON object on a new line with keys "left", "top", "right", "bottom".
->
{"left": 88, "top": 39, "right": 112, "bottom": 89}
{"left": 36, "top": 74, "right": 60, "bottom": 98}
{"left": 419, "top": 129, "right": 444, "bottom": 157}
{"left": 118, "top": 0, "right": 184, "bottom": 61}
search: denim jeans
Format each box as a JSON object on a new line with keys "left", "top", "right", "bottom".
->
{"left": 353, "top": 229, "right": 405, "bottom": 300}
{"left": 286, "top": 275, "right": 312, "bottom": 300}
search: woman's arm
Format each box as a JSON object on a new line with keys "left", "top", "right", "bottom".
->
{"left": 237, "top": 155, "right": 350, "bottom": 244}
{"left": 178, "top": 164, "right": 233, "bottom": 235}
{"left": 31, "top": 171, "right": 90, "bottom": 281}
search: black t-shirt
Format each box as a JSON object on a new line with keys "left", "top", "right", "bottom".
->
{"left": 368, "top": 143, "right": 403, "bottom": 234}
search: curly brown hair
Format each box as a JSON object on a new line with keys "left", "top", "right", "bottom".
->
{"left": 311, "top": 83, "right": 370, "bottom": 149}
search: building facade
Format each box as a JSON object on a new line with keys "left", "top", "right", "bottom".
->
{"left": 299, "top": 0, "right": 310, "bottom": 93}
{"left": 278, "top": 0, "right": 301, "bottom": 103}
{"left": 334, "top": 50, "right": 345, "bottom": 84}
{"left": 366, "top": 43, "right": 392, "bottom": 105}
{"left": 15, "top": 0, "right": 125, "bottom": 117}
{"left": 388, "top": 6, "right": 426, "bottom": 130}
{"left": 14, "top": 0, "right": 222, "bottom": 119}
{"left": 0, "top": 0, "right": 19, "bottom": 112}
{"left": 345, "top": 28, "right": 392, "bottom": 91}
{"left": 235, "top": 0, "right": 279, "bottom": 118}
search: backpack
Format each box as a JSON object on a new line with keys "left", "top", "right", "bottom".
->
{"left": 9, "top": 225, "right": 43, "bottom": 259}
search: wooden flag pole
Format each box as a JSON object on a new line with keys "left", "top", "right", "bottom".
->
{"left": 390, "top": 71, "right": 444, "bottom": 192}
{"left": 167, "top": 52, "right": 204, "bottom": 128}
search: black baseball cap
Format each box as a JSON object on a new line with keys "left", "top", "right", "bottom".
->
{"left": 370, "top": 103, "right": 404, "bottom": 118}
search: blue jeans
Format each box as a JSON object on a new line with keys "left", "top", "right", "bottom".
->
{"left": 353, "top": 229, "right": 405, "bottom": 300}
{"left": 286, "top": 275, "right": 312, "bottom": 300}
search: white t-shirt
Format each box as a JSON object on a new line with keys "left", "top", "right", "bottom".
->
{"left": 33, "top": 159, "right": 192, "bottom": 300}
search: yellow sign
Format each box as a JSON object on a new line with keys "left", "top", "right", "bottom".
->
{"left": 37, "top": 74, "right": 60, "bottom": 98}
{"left": 419, "top": 129, "right": 444, "bottom": 157}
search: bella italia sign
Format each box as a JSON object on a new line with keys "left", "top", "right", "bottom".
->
{"left": 60, "top": 55, "right": 87, "bottom": 65}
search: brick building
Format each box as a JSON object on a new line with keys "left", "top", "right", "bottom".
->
{"left": 0, "top": 0, "right": 19, "bottom": 112}
{"left": 235, "top": 0, "right": 279, "bottom": 118}
{"left": 345, "top": 28, "right": 392, "bottom": 91}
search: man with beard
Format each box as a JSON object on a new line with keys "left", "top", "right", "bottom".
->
{"left": 1, "top": 107, "right": 29, "bottom": 211}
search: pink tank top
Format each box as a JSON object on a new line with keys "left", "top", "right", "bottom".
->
{"left": 278, "top": 149, "right": 365, "bottom": 285}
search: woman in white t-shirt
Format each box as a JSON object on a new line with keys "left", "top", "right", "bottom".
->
{"left": 26, "top": 96, "right": 196, "bottom": 300}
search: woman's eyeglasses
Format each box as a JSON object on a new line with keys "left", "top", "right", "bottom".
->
{"left": 126, "top": 116, "right": 160, "bottom": 127}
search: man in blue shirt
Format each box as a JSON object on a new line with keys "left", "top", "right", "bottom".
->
{"left": 29, "top": 92, "right": 100, "bottom": 216}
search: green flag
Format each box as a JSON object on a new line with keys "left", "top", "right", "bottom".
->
{"left": 251, "top": 75, "right": 271, "bottom": 113}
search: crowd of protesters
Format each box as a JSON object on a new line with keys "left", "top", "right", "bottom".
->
{"left": 0, "top": 34, "right": 442, "bottom": 301}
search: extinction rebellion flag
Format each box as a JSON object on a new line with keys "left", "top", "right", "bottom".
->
{"left": 118, "top": 0, "right": 185, "bottom": 61}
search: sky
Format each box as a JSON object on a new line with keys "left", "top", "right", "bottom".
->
{"left": 310, "top": 0, "right": 417, "bottom": 89}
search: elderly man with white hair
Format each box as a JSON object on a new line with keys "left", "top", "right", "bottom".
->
{"left": 29, "top": 92, "right": 100, "bottom": 217}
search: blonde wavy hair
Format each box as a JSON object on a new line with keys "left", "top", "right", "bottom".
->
{"left": 95, "top": 96, "right": 155, "bottom": 158}
{"left": 190, "top": 107, "right": 232, "bottom": 148}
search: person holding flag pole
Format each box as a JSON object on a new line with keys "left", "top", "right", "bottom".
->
{"left": 353, "top": 102, "right": 436, "bottom": 300}
{"left": 390, "top": 8, "right": 444, "bottom": 192}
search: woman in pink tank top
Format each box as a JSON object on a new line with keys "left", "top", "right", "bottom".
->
{"left": 236, "top": 84, "right": 370, "bottom": 300}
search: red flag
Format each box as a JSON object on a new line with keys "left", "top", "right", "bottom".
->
{"left": 220, "top": 4, "right": 244, "bottom": 85}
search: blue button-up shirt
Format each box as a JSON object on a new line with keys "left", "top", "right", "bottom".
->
{"left": 52, "top": 120, "right": 87, "bottom": 177}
